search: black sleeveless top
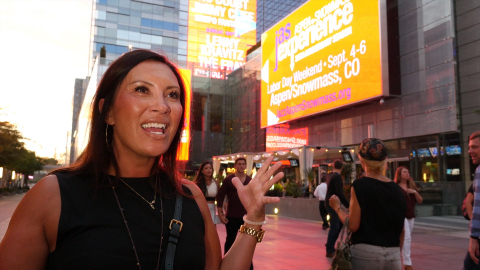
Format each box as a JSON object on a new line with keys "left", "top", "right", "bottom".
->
{"left": 350, "top": 177, "right": 407, "bottom": 247}
{"left": 46, "top": 173, "right": 205, "bottom": 270}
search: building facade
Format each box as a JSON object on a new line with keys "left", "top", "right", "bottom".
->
{"left": 69, "top": 77, "right": 89, "bottom": 164}
{"left": 222, "top": 0, "right": 480, "bottom": 210}
{"left": 88, "top": 0, "right": 188, "bottom": 70}
{"left": 74, "top": 1, "right": 480, "bottom": 212}
{"left": 76, "top": 0, "right": 310, "bottom": 168}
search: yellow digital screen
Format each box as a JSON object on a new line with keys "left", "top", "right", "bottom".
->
{"left": 187, "top": 0, "right": 257, "bottom": 79}
{"left": 261, "top": 0, "right": 387, "bottom": 127}
{"left": 177, "top": 68, "right": 191, "bottom": 161}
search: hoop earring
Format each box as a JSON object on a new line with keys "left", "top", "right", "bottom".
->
{"left": 106, "top": 124, "right": 111, "bottom": 149}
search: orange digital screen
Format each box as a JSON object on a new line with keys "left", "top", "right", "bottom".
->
{"left": 177, "top": 68, "right": 192, "bottom": 161}
{"left": 187, "top": 0, "right": 257, "bottom": 79}
{"left": 261, "top": 0, "right": 387, "bottom": 127}
{"left": 266, "top": 124, "right": 308, "bottom": 152}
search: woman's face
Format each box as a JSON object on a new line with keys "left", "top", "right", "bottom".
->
{"left": 202, "top": 164, "right": 213, "bottom": 177}
{"left": 401, "top": 168, "right": 410, "bottom": 181}
{"left": 106, "top": 60, "right": 183, "bottom": 161}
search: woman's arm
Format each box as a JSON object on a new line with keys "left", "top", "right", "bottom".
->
{"left": 406, "top": 188, "right": 423, "bottom": 204}
{"left": 182, "top": 180, "right": 222, "bottom": 270}
{"left": 220, "top": 156, "right": 284, "bottom": 270}
{"left": 0, "top": 175, "right": 60, "bottom": 269}
{"left": 413, "top": 189, "right": 423, "bottom": 204}
{"left": 347, "top": 188, "right": 361, "bottom": 232}
{"left": 329, "top": 187, "right": 361, "bottom": 232}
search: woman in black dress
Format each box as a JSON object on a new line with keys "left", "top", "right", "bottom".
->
{"left": 0, "top": 50, "right": 283, "bottom": 270}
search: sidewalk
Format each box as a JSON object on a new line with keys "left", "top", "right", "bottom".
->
{"left": 0, "top": 193, "right": 24, "bottom": 240}
{"left": 0, "top": 193, "right": 471, "bottom": 269}
{"left": 215, "top": 215, "right": 470, "bottom": 270}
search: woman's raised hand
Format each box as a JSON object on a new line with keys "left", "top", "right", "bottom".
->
{"left": 232, "top": 156, "right": 284, "bottom": 222}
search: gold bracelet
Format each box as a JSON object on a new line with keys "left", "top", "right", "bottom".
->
{"left": 239, "top": 225, "right": 265, "bottom": 243}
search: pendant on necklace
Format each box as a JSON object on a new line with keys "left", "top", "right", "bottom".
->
{"left": 150, "top": 200, "right": 155, "bottom": 209}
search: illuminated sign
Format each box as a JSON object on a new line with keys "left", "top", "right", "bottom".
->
{"left": 266, "top": 124, "right": 308, "bottom": 151}
{"left": 261, "top": 0, "right": 389, "bottom": 127}
{"left": 187, "top": 0, "right": 257, "bottom": 79}
{"left": 177, "top": 68, "right": 192, "bottom": 161}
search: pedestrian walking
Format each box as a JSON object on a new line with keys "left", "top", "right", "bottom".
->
{"left": 314, "top": 172, "right": 329, "bottom": 229}
{"left": 325, "top": 159, "right": 349, "bottom": 257}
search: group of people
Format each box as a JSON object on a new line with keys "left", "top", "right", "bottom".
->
{"left": 0, "top": 49, "right": 477, "bottom": 270}
{"left": 193, "top": 158, "right": 255, "bottom": 269}
{"left": 313, "top": 139, "right": 423, "bottom": 270}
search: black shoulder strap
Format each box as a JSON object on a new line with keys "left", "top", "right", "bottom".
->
{"left": 165, "top": 195, "right": 183, "bottom": 270}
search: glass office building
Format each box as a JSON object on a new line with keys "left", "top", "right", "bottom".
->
{"left": 256, "top": 0, "right": 308, "bottom": 42}
{"left": 88, "top": 0, "right": 188, "bottom": 71}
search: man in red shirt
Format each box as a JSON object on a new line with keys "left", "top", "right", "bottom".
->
{"left": 216, "top": 157, "right": 253, "bottom": 268}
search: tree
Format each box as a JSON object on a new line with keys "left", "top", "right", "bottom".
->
{"left": 100, "top": 45, "right": 106, "bottom": 58}
{"left": 304, "top": 167, "right": 315, "bottom": 197}
{"left": 37, "top": 157, "right": 59, "bottom": 165}
{"left": 0, "top": 121, "right": 24, "bottom": 168}
{"left": 14, "top": 148, "right": 43, "bottom": 176}
{"left": 0, "top": 120, "right": 47, "bottom": 181}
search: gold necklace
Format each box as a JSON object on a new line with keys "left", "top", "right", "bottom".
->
{"left": 120, "top": 178, "right": 157, "bottom": 209}
{"left": 110, "top": 176, "right": 163, "bottom": 270}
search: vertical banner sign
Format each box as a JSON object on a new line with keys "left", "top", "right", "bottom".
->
{"left": 187, "top": 0, "right": 257, "bottom": 79}
{"left": 177, "top": 69, "right": 192, "bottom": 161}
{"left": 261, "top": 0, "right": 387, "bottom": 128}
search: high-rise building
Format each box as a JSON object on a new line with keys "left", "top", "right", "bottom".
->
{"left": 69, "top": 77, "right": 89, "bottom": 164}
{"left": 88, "top": 0, "right": 188, "bottom": 71}
{"left": 256, "top": 0, "right": 309, "bottom": 42}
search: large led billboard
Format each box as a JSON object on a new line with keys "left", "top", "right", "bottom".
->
{"left": 187, "top": 0, "right": 257, "bottom": 79}
{"left": 261, "top": 0, "right": 389, "bottom": 127}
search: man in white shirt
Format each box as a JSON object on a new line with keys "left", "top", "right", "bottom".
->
{"left": 314, "top": 171, "right": 329, "bottom": 230}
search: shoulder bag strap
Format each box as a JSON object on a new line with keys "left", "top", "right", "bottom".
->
{"left": 337, "top": 217, "right": 350, "bottom": 248}
{"left": 165, "top": 195, "right": 183, "bottom": 270}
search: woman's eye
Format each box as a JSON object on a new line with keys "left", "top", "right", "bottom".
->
{"left": 134, "top": 86, "right": 148, "bottom": 93}
{"left": 167, "top": 91, "right": 180, "bottom": 100}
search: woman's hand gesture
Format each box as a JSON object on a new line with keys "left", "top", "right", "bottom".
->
{"left": 329, "top": 195, "right": 341, "bottom": 210}
{"left": 232, "top": 156, "right": 284, "bottom": 222}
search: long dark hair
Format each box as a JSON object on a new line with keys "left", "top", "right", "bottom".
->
{"left": 52, "top": 50, "right": 186, "bottom": 194}
{"left": 394, "top": 166, "right": 418, "bottom": 191}
{"left": 194, "top": 161, "right": 213, "bottom": 196}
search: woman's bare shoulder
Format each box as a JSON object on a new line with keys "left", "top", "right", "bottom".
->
{"left": 0, "top": 174, "right": 61, "bottom": 268}
{"left": 19, "top": 174, "right": 60, "bottom": 212}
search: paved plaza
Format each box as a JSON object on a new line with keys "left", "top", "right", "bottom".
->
{"left": 218, "top": 214, "right": 470, "bottom": 269}
{"left": 1, "top": 193, "right": 472, "bottom": 269}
